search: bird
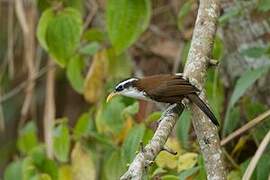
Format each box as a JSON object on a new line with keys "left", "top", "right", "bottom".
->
{"left": 106, "top": 74, "right": 219, "bottom": 126}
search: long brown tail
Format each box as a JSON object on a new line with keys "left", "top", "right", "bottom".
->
{"left": 187, "top": 94, "right": 219, "bottom": 126}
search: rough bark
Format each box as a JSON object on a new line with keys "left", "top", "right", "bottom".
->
{"left": 183, "top": 0, "right": 226, "bottom": 179}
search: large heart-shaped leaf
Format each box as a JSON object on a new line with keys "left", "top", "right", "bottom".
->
{"left": 106, "top": 0, "right": 151, "bottom": 54}
{"left": 46, "top": 8, "right": 82, "bottom": 66}
{"left": 37, "top": 8, "right": 54, "bottom": 50}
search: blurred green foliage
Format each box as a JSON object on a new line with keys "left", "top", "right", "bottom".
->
{"left": 2, "top": 0, "right": 270, "bottom": 179}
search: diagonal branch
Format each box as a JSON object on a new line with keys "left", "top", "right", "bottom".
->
{"left": 120, "top": 104, "right": 184, "bottom": 180}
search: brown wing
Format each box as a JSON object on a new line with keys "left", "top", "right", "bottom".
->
{"left": 135, "top": 74, "right": 199, "bottom": 103}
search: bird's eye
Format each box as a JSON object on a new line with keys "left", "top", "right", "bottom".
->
{"left": 115, "top": 84, "right": 124, "bottom": 92}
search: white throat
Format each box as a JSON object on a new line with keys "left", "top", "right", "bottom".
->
{"left": 120, "top": 87, "right": 149, "bottom": 101}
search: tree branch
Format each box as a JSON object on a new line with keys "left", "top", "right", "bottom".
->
{"left": 183, "top": 0, "right": 226, "bottom": 179}
{"left": 43, "top": 59, "right": 56, "bottom": 159}
{"left": 121, "top": 0, "right": 226, "bottom": 179}
{"left": 120, "top": 104, "right": 184, "bottom": 180}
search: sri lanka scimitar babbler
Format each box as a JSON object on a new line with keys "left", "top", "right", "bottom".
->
{"left": 107, "top": 74, "right": 219, "bottom": 126}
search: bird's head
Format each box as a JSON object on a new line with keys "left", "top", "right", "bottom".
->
{"left": 106, "top": 78, "right": 148, "bottom": 102}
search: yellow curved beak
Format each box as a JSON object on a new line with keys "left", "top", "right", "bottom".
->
{"left": 106, "top": 92, "right": 119, "bottom": 103}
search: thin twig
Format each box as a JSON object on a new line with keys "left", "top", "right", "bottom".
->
{"left": 221, "top": 109, "right": 270, "bottom": 146}
{"left": 83, "top": 0, "right": 98, "bottom": 31}
{"left": 7, "top": 0, "right": 14, "bottom": 78}
{"left": 0, "top": 91, "right": 5, "bottom": 132}
{"left": 43, "top": 59, "right": 56, "bottom": 159}
{"left": 14, "top": 0, "right": 29, "bottom": 34}
{"left": 0, "top": 65, "right": 56, "bottom": 104}
{"left": 242, "top": 129, "right": 270, "bottom": 180}
{"left": 15, "top": 0, "right": 37, "bottom": 127}
{"left": 223, "top": 148, "right": 240, "bottom": 169}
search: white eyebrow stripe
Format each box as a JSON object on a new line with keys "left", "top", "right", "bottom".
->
{"left": 118, "top": 78, "right": 138, "bottom": 87}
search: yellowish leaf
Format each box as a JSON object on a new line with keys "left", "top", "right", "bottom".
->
{"left": 156, "top": 138, "right": 183, "bottom": 169}
{"left": 116, "top": 116, "right": 133, "bottom": 144}
{"left": 84, "top": 50, "right": 108, "bottom": 103}
{"left": 231, "top": 135, "right": 249, "bottom": 157}
{"left": 39, "top": 174, "right": 52, "bottom": 180}
{"left": 227, "top": 170, "right": 242, "bottom": 180}
{"left": 59, "top": 165, "right": 72, "bottom": 180}
{"left": 177, "top": 152, "right": 198, "bottom": 172}
{"left": 71, "top": 143, "right": 96, "bottom": 180}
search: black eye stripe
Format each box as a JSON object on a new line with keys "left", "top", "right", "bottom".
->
{"left": 115, "top": 84, "right": 124, "bottom": 91}
{"left": 115, "top": 78, "right": 137, "bottom": 92}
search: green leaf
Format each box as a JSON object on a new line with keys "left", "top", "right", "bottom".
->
{"left": 63, "top": 0, "right": 84, "bottom": 13}
{"left": 240, "top": 46, "right": 267, "bottom": 58}
{"left": 28, "top": 146, "right": 58, "bottom": 180}
{"left": 66, "top": 55, "right": 85, "bottom": 93}
{"left": 230, "top": 66, "right": 269, "bottom": 107}
{"left": 83, "top": 28, "right": 106, "bottom": 42}
{"left": 176, "top": 110, "right": 191, "bottom": 149}
{"left": 17, "top": 121, "right": 38, "bottom": 155}
{"left": 31, "top": 146, "right": 46, "bottom": 168}
{"left": 177, "top": 1, "right": 193, "bottom": 31}
{"left": 104, "top": 150, "right": 125, "bottom": 180}
{"left": 121, "top": 124, "right": 145, "bottom": 163}
{"left": 96, "top": 97, "right": 126, "bottom": 134}
{"left": 4, "top": 160, "right": 22, "bottom": 180}
{"left": 206, "top": 69, "right": 224, "bottom": 121}
{"left": 240, "top": 154, "right": 270, "bottom": 180}
{"left": 37, "top": 9, "right": 54, "bottom": 50}
{"left": 142, "top": 128, "right": 154, "bottom": 145}
{"left": 244, "top": 100, "right": 270, "bottom": 143}
{"left": 106, "top": 0, "right": 151, "bottom": 54}
{"left": 37, "top": 0, "right": 50, "bottom": 12}
{"left": 74, "top": 113, "right": 92, "bottom": 138}
{"left": 219, "top": 7, "right": 241, "bottom": 25}
{"left": 39, "top": 160, "right": 58, "bottom": 180}
{"left": 181, "top": 41, "right": 191, "bottom": 65}
{"left": 212, "top": 36, "right": 224, "bottom": 60}
{"left": 255, "top": 153, "right": 270, "bottom": 180}
{"left": 257, "top": 0, "right": 270, "bottom": 12}
{"left": 179, "top": 166, "right": 199, "bottom": 180}
{"left": 161, "top": 175, "right": 179, "bottom": 180}
{"left": 53, "top": 119, "right": 70, "bottom": 162}
{"left": 22, "top": 157, "right": 38, "bottom": 180}
{"left": 223, "top": 66, "right": 270, "bottom": 136}
{"left": 223, "top": 107, "right": 240, "bottom": 136}
{"left": 79, "top": 42, "right": 100, "bottom": 56}
{"left": 227, "top": 170, "right": 242, "bottom": 180}
{"left": 145, "top": 111, "right": 162, "bottom": 125}
{"left": 46, "top": 8, "right": 82, "bottom": 66}
{"left": 107, "top": 49, "right": 133, "bottom": 79}
{"left": 196, "top": 155, "right": 206, "bottom": 180}
{"left": 122, "top": 102, "right": 139, "bottom": 117}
